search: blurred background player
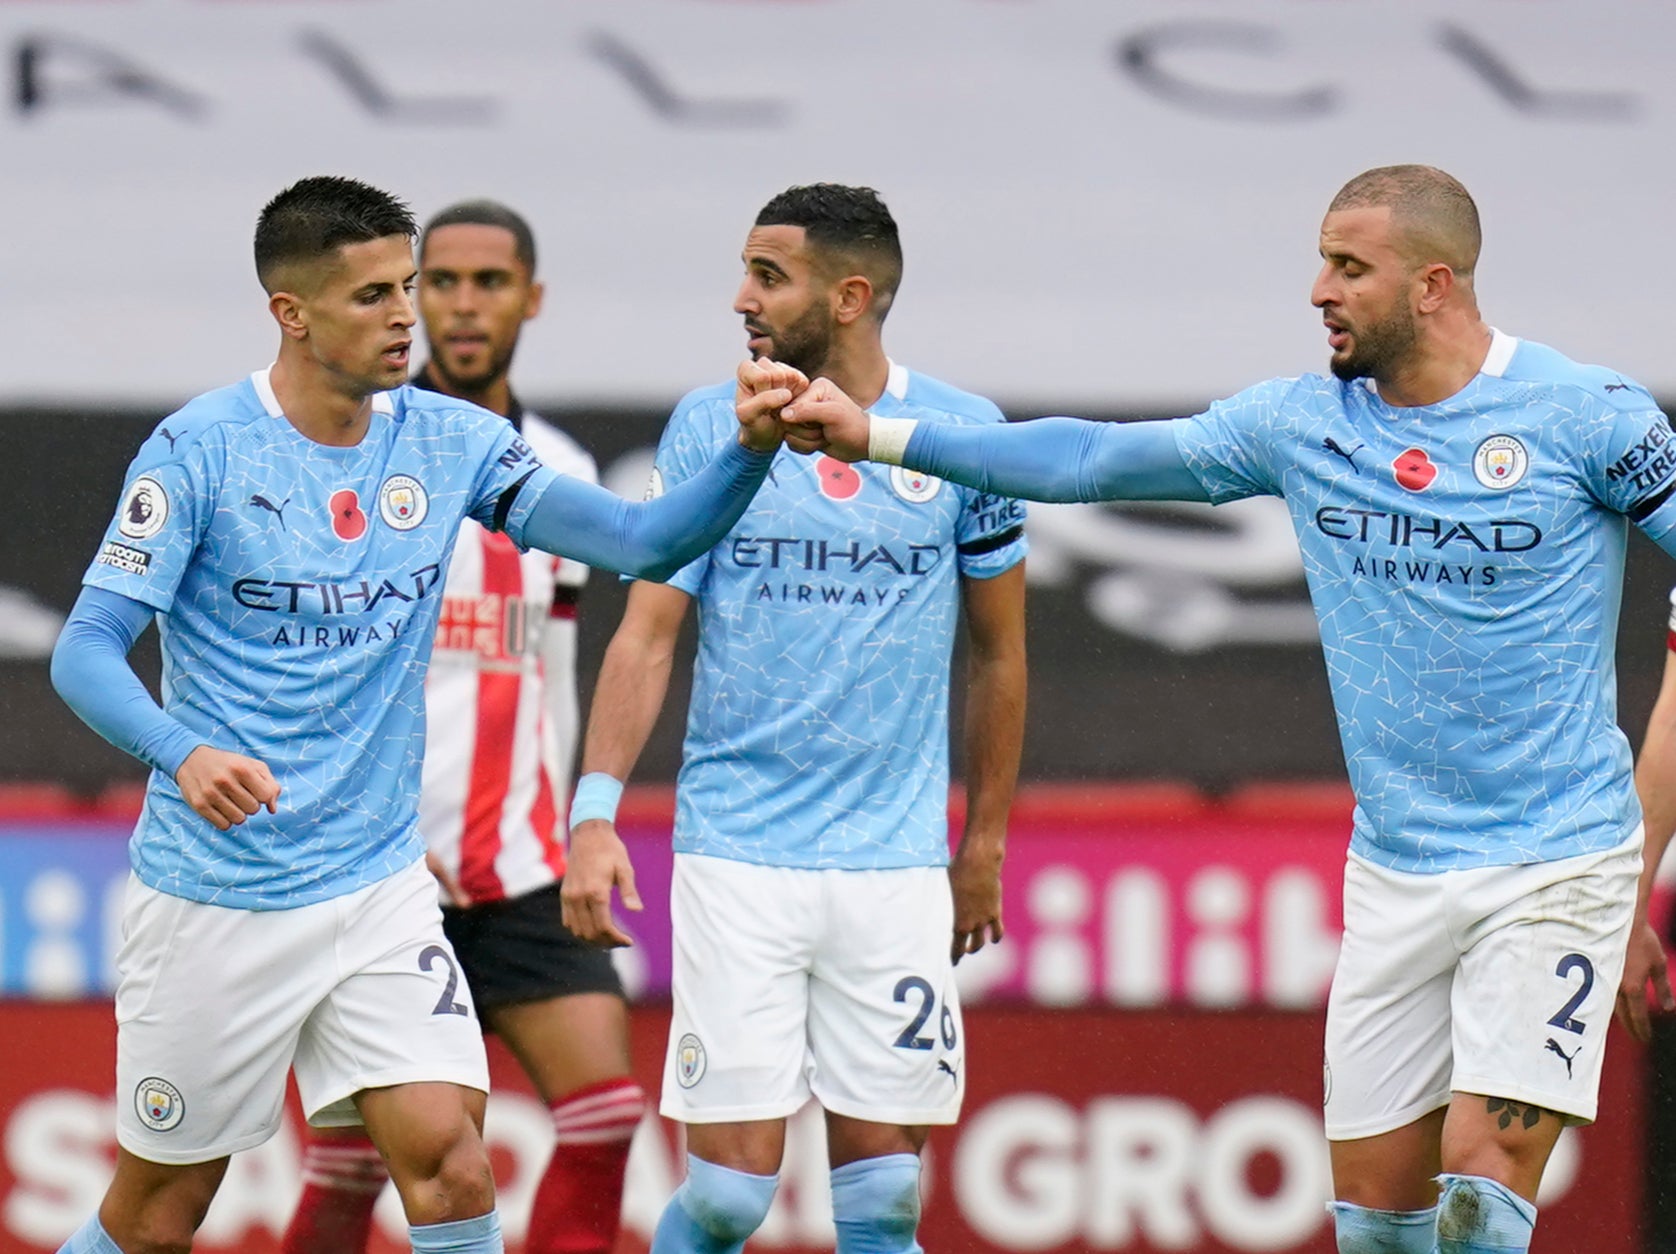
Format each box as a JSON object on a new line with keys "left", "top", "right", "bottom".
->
{"left": 1619, "top": 586, "right": 1676, "bottom": 1244}
{"left": 778, "top": 165, "right": 1676, "bottom": 1254}
{"left": 282, "top": 201, "right": 643, "bottom": 1254}
{"left": 49, "top": 175, "right": 787, "bottom": 1254}
{"left": 1617, "top": 587, "right": 1676, "bottom": 1043}
{"left": 560, "top": 183, "right": 1028, "bottom": 1254}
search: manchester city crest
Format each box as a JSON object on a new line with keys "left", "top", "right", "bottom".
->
{"left": 135, "top": 1076, "right": 185, "bottom": 1132}
{"left": 378, "top": 474, "right": 429, "bottom": 530}
{"left": 1472, "top": 434, "right": 1529, "bottom": 491}
{"left": 890, "top": 465, "right": 942, "bottom": 504}
{"left": 676, "top": 1033, "right": 707, "bottom": 1088}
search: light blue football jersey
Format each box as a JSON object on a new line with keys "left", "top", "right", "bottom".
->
{"left": 83, "top": 369, "right": 557, "bottom": 908}
{"left": 652, "top": 363, "right": 1027, "bottom": 869}
{"left": 1174, "top": 331, "right": 1676, "bottom": 872}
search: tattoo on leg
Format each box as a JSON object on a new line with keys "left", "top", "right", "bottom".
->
{"left": 1485, "top": 1097, "right": 1543, "bottom": 1131}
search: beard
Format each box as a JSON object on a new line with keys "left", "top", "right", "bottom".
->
{"left": 1330, "top": 304, "right": 1418, "bottom": 383}
{"left": 756, "top": 303, "right": 835, "bottom": 377}
{"left": 430, "top": 340, "right": 516, "bottom": 395}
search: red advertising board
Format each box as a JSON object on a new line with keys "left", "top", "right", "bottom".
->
{"left": 0, "top": 1003, "right": 1645, "bottom": 1253}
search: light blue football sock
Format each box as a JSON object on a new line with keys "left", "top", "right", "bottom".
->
{"left": 830, "top": 1153, "right": 924, "bottom": 1253}
{"left": 57, "top": 1215, "right": 122, "bottom": 1254}
{"left": 1327, "top": 1200, "right": 1437, "bottom": 1253}
{"left": 1435, "top": 1174, "right": 1537, "bottom": 1253}
{"left": 409, "top": 1210, "right": 503, "bottom": 1253}
{"left": 650, "top": 1155, "right": 778, "bottom": 1254}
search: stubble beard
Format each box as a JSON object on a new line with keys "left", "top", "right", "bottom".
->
{"left": 758, "top": 304, "right": 836, "bottom": 380}
{"left": 1330, "top": 305, "right": 1418, "bottom": 385}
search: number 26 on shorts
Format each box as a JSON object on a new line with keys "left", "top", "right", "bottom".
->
{"left": 893, "top": 975, "right": 957, "bottom": 1051}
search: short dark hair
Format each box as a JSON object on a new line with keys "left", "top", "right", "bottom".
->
{"left": 1329, "top": 165, "right": 1482, "bottom": 279}
{"left": 755, "top": 184, "right": 903, "bottom": 318}
{"left": 421, "top": 199, "right": 537, "bottom": 274}
{"left": 254, "top": 176, "right": 416, "bottom": 293}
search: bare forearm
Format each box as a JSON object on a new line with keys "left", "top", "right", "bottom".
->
{"left": 581, "top": 630, "right": 677, "bottom": 782}
{"left": 960, "top": 645, "right": 1025, "bottom": 849}
{"left": 1635, "top": 731, "right": 1676, "bottom": 914}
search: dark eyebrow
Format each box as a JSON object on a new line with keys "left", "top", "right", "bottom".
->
{"left": 1320, "top": 248, "right": 1366, "bottom": 266}
{"left": 746, "top": 255, "right": 791, "bottom": 280}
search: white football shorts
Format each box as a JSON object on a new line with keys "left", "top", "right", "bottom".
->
{"left": 114, "top": 856, "right": 489, "bottom": 1164}
{"left": 1322, "top": 829, "right": 1640, "bottom": 1140}
{"left": 661, "top": 853, "right": 965, "bottom": 1126}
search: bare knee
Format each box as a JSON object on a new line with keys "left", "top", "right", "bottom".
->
{"left": 1440, "top": 1094, "right": 1561, "bottom": 1201}
{"left": 386, "top": 1125, "right": 495, "bottom": 1225}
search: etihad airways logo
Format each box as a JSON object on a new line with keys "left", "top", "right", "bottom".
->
{"left": 730, "top": 536, "right": 944, "bottom": 576}
{"left": 1314, "top": 509, "right": 1541, "bottom": 553}
{"left": 231, "top": 564, "right": 444, "bottom": 614}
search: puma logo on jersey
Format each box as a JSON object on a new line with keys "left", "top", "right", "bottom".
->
{"left": 249, "top": 494, "right": 291, "bottom": 530}
{"left": 937, "top": 1059, "right": 958, "bottom": 1084}
{"left": 1545, "top": 1038, "right": 1580, "bottom": 1078}
{"left": 1323, "top": 437, "right": 1364, "bottom": 473}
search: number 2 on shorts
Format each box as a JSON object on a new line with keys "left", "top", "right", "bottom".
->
{"left": 1546, "top": 952, "right": 1594, "bottom": 1036}
{"left": 419, "top": 943, "right": 469, "bottom": 1017}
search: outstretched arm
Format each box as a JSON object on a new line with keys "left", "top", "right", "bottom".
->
{"left": 52, "top": 587, "right": 280, "bottom": 829}
{"left": 781, "top": 377, "right": 1209, "bottom": 504}
{"left": 517, "top": 360, "right": 801, "bottom": 578}
{"left": 518, "top": 441, "right": 771, "bottom": 580}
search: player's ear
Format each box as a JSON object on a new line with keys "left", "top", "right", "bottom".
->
{"left": 524, "top": 279, "right": 546, "bottom": 323}
{"left": 269, "top": 290, "right": 310, "bottom": 341}
{"left": 1415, "top": 263, "right": 1453, "bottom": 316}
{"left": 832, "top": 274, "right": 873, "bottom": 327}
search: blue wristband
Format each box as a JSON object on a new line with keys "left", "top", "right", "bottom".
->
{"left": 569, "top": 773, "right": 625, "bottom": 829}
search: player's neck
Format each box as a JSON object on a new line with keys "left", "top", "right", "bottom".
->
{"left": 1373, "top": 319, "right": 1493, "bottom": 409}
{"left": 417, "top": 362, "right": 514, "bottom": 418}
{"left": 268, "top": 356, "right": 375, "bottom": 447}
{"left": 815, "top": 343, "right": 890, "bottom": 410}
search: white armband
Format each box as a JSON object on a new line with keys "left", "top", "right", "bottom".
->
{"left": 868, "top": 416, "right": 919, "bottom": 466}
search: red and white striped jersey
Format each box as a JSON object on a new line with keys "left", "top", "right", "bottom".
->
{"left": 418, "top": 411, "right": 598, "bottom": 903}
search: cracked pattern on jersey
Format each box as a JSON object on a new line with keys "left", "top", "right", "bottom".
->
{"left": 84, "top": 374, "right": 555, "bottom": 908}
{"left": 654, "top": 371, "right": 1026, "bottom": 870}
{"left": 1173, "top": 340, "right": 1676, "bottom": 871}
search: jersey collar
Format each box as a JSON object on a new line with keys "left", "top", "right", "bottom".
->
{"left": 249, "top": 367, "right": 396, "bottom": 420}
{"left": 1480, "top": 328, "right": 1518, "bottom": 378}
{"left": 1357, "top": 328, "right": 1520, "bottom": 397}
{"left": 869, "top": 359, "right": 911, "bottom": 416}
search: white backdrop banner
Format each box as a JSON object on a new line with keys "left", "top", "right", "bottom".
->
{"left": 3, "top": 0, "right": 1672, "bottom": 408}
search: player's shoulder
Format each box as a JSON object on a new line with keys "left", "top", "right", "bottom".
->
{"left": 895, "top": 366, "right": 1006, "bottom": 427}
{"left": 133, "top": 374, "right": 268, "bottom": 470}
{"left": 521, "top": 411, "right": 598, "bottom": 482}
{"left": 1499, "top": 335, "right": 1659, "bottom": 414}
